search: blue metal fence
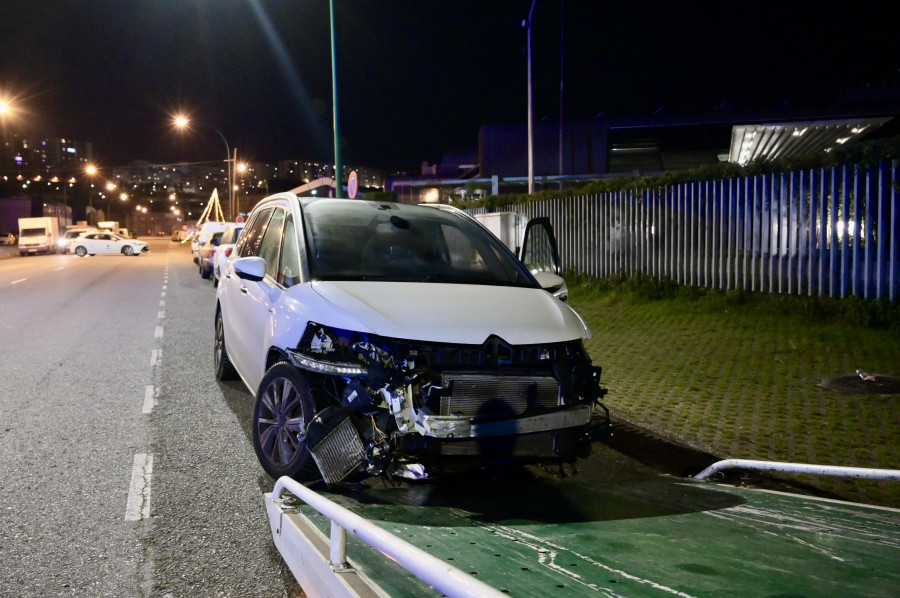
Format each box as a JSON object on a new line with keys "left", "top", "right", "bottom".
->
{"left": 469, "top": 159, "right": 900, "bottom": 301}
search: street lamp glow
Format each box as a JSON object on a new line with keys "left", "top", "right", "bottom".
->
{"left": 172, "top": 113, "right": 234, "bottom": 219}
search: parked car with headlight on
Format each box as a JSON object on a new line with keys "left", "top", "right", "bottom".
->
{"left": 214, "top": 193, "right": 609, "bottom": 485}
{"left": 71, "top": 232, "right": 149, "bottom": 256}
{"left": 58, "top": 226, "right": 98, "bottom": 253}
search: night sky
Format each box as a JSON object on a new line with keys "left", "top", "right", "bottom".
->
{"left": 1, "top": 1, "right": 896, "bottom": 173}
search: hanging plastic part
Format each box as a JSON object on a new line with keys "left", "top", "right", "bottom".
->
{"left": 341, "top": 379, "right": 380, "bottom": 415}
{"left": 380, "top": 387, "right": 411, "bottom": 434}
{"left": 310, "top": 328, "right": 334, "bottom": 353}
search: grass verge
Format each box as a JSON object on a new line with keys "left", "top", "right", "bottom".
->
{"left": 569, "top": 273, "right": 900, "bottom": 507}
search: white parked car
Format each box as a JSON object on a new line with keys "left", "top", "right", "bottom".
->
{"left": 212, "top": 224, "right": 244, "bottom": 287}
{"left": 215, "top": 194, "right": 609, "bottom": 484}
{"left": 71, "top": 232, "right": 149, "bottom": 256}
{"left": 192, "top": 221, "right": 231, "bottom": 264}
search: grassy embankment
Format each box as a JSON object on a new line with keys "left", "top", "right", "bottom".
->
{"left": 569, "top": 273, "right": 900, "bottom": 507}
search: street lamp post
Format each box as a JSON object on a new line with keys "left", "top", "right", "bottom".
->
{"left": 85, "top": 165, "right": 98, "bottom": 225}
{"left": 105, "top": 181, "right": 116, "bottom": 221}
{"left": 329, "top": 0, "right": 342, "bottom": 198}
{"left": 525, "top": 0, "right": 537, "bottom": 195}
{"left": 174, "top": 116, "right": 233, "bottom": 220}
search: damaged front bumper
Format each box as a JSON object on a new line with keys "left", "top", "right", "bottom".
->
{"left": 421, "top": 404, "right": 593, "bottom": 439}
{"left": 284, "top": 326, "right": 610, "bottom": 484}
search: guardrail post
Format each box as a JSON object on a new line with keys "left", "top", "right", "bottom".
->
{"left": 330, "top": 520, "right": 350, "bottom": 572}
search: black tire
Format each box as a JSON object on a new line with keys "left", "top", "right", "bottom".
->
{"left": 122, "top": 245, "right": 134, "bottom": 256}
{"left": 74, "top": 246, "right": 87, "bottom": 257}
{"left": 201, "top": 263, "right": 211, "bottom": 279}
{"left": 213, "top": 310, "right": 238, "bottom": 381}
{"left": 252, "top": 362, "right": 319, "bottom": 480}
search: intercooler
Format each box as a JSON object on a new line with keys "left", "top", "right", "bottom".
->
{"left": 439, "top": 373, "right": 560, "bottom": 417}
{"left": 308, "top": 415, "right": 367, "bottom": 485}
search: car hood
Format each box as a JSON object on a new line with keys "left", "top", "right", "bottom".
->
{"left": 310, "top": 281, "right": 591, "bottom": 345}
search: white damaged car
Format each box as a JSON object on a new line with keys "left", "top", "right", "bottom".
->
{"left": 215, "top": 193, "right": 609, "bottom": 484}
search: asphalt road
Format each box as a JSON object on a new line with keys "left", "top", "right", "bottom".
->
{"left": 0, "top": 240, "right": 301, "bottom": 597}
{"left": 0, "top": 239, "right": 710, "bottom": 597}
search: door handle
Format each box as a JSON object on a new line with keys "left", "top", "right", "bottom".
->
{"left": 240, "top": 286, "right": 249, "bottom": 294}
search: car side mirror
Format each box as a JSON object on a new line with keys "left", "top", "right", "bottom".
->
{"left": 233, "top": 256, "right": 266, "bottom": 282}
{"left": 532, "top": 270, "right": 569, "bottom": 302}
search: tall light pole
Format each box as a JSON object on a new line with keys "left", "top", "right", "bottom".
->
{"left": 174, "top": 115, "right": 233, "bottom": 220}
{"left": 329, "top": 0, "right": 342, "bottom": 198}
{"left": 85, "top": 165, "right": 98, "bottom": 225}
{"left": 525, "top": 0, "right": 537, "bottom": 195}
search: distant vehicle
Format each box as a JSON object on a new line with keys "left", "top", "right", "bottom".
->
{"left": 97, "top": 221, "right": 130, "bottom": 238}
{"left": 192, "top": 221, "right": 230, "bottom": 264}
{"left": 71, "top": 232, "right": 149, "bottom": 256}
{"left": 58, "top": 226, "right": 98, "bottom": 253}
{"left": 172, "top": 229, "right": 188, "bottom": 242}
{"left": 212, "top": 224, "right": 244, "bottom": 287}
{"left": 0, "top": 232, "right": 16, "bottom": 246}
{"left": 18, "top": 217, "right": 60, "bottom": 256}
{"left": 198, "top": 231, "right": 224, "bottom": 279}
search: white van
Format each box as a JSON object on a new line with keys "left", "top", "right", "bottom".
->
{"left": 192, "top": 221, "right": 231, "bottom": 264}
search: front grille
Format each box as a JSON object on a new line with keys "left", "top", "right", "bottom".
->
{"left": 439, "top": 373, "right": 560, "bottom": 417}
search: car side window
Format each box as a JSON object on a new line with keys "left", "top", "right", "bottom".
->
{"left": 278, "top": 214, "right": 301, "bottom": 288}
{"left": 258, "top": 208, "right": 285, "bottom": 279}
{"left": 237, "top": 207, "right": 274, "bottom": 258}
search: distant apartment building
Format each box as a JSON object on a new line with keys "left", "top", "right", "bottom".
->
{"left": 1, "top": 133, "right": 93, "bottom": 177}
{"left": 276, "top": 159, "right": 385, "bottom": 190}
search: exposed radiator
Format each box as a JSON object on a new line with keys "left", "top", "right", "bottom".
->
{"left": 440, "top": 373, "right": 560, "bottom": 417}
{"left": 308, "top": 415, "right": 367, "bottom": 485}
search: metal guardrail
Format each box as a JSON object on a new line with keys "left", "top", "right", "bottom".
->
{"left": 694, "top": 459, "right": 900, "bottom": 481}
{"left": 269, "top": 476, "right": 509, "bottom": 598}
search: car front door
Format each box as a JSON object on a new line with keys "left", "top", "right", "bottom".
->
{"left": 520, "top": 217, "right": 568, "bottom": 301}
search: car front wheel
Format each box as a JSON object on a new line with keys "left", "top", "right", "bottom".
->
{"left": 252, "top": 363, "right": 319, "bottom": 480}
{"left": 122, "top": 245, "right": 134, "bottom": 256}
{"left": 74, "top": 246, "right": 87, "bottom": 257}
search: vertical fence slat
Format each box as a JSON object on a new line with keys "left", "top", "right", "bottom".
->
{"left": 468, "top": 158, "right": 896, "bottom": 302}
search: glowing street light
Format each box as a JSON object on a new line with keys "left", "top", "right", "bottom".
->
{"left": 173, "top": 114, "right": 234, "bottom": 220}
{"left": 85, "top": 165, "right": 99, "bottom": 224}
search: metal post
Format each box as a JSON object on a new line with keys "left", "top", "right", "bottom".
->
{"left": 329, "top": 0, "right": 342, "bottom": 199}
{"left": 526, "top": 0, "right": 536, "bottom": 195}
{"left": 329, "top": 521, "right": 349, "bottom": 571}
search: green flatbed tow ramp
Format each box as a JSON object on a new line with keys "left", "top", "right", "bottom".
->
{"left": 266, "top": 471, "right": 900, "bottom": 597}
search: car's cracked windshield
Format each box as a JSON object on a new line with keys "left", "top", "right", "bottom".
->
{"left": 302, "top": 200, "right": 537, "bottom": 287}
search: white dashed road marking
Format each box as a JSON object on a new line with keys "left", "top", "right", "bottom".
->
{"left": 124, "top": 453, "right": 153, "bottom": 521}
